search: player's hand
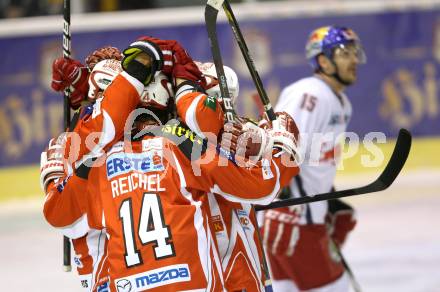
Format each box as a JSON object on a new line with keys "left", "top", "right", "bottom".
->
{"left": 122, "top": 40, "right": 163, "bottom": 86}
{"left": 220, "top": 120, "right": 242, "bottom": 155}
{"left": 85, "top": 46, "right": 122, "bottom": 70}
{"left": 220, "top": 118, "right": 273, "bottom": 166}
{"left": 137, "top": 36, "right": 203, "bottom": 83}
{"left": 261, "top": 112, "right": 300, "bottom": 162}
{"left": 326, "top": 199, "right": 357, "bottom": 248}
{"left": 40, "top": 134, "right": 66, "bottom": 193}
{"left": 51, "top": 57, "right": 89, "bottom": 110}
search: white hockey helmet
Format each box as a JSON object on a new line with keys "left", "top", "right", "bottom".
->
{"left": 196, "top": 62, "right": 239, "bottom": 104}
{"left": 139, "top": 72, "right": 174, "bottom": 109}
{"left": 88, "top": 59, "right": 122, "bottom": 100}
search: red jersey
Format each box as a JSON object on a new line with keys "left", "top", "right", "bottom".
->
{"left": 44, "top": 71, "right": 145, "bottom": 291}
{"left": 175, "top": 84, "right": 296, "bottom": 291}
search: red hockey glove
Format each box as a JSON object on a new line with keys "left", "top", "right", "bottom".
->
{"left": 40, "top": 134, "right": 67, "bottom": 192}
{"left": 327, "top": 199, "right": 357, "bottom": 248}
{"left": 85, "top": 46, "right": 122, "bottom": 70}
{"left": 137, "top": 36, "right": 203, "bottom": 83}
{"left": 51, "top": 57, "right": 89, "bottom": 110}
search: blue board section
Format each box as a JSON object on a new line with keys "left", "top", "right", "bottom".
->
{"left": 1, "top": 8, "right": 439, "bottom": 166}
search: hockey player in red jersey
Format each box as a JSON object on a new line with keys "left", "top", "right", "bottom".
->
{"left": 42, "top": 70, "right": 299, "bottom": 292}
{"left": 42, "top": 38, "right": 301, "bottom": 291}
{"left": 157, "top": 56, "right": 300, "bottom": 292}
{"left": 42, "top": 39, "right": 169, "bottom": 291}
{"left": 45, "top": 46, "right": 124, "bottom": 291}
{"left": 262, "top": 26, "right": 362, "bottom": 292}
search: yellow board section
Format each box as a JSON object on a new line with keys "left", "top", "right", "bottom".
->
{"left": 0, "top": 137, "right": 439, "bottom": 203}
{"left": 337, "top": 136, "right": 440, "bottom": 175}
{"left": 0, "top": 164, "right": 41, "bottom": 202}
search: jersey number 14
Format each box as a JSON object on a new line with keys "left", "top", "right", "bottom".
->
{"left": 119, "top": 193, "right": 175, "bottom": 267}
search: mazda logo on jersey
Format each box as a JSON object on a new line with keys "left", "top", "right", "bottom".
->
{"left": 114, "top": 264, "right": 190, "bottom": 291}
{"left": 106, "top": 152, "right": 164, "bottom": 180}
{"left": 116, "top": 279, "right": 132, "bottom": 292}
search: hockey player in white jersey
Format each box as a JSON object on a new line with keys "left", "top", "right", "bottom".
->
{"left": 261, "top": 26, "right": 365, "bottom": 291}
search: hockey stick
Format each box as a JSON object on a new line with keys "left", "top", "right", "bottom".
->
{"left": 62, "top": 0, "right": 72, "bottom": 272}
{"left": 205, "top": 1, "right": 273, "bottom": 290}
{"left": 205, "top": 0, "right": 235, "bottom": 124}
{"left": 222, "top": 0, "right": 276, "bottom": 121}
{"left": 330, "top": 239, "right": 362, "bottom": 292}
{"left": 256, "top": 128, "right": 412, "bottom": 211}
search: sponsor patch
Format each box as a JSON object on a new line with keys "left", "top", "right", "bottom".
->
{"left": 142, "top": 137, "right": 163, "bottom": 152}
{"left": 236, "top": 210, "right": 251, "bottom": 230}
{"left": 80, "top": 279, "right": 89, "bottom": 288}
{"left": 211, "top": 215, "right": 224, "bottom": 232}
{"left": 204, "top": 95, "right": 217, "bottom": 111}
{"left": 73, "top": 256, "right": 83, "bottom": 268}
{"left": 261, "top": 158, "right": 274, "bottom": 180}
{"left": 116, "top": 279, "right": 132, "bottom": 292}
{"left": 114, "top": 264, "right": 190, "bottom": 291}
{"left": 106, "top": 151, "right": 164, "bottom": 180}
{"left": 97, "top": 281, "right": 109, "bottom": 292}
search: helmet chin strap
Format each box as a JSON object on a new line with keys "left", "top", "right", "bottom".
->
{"left": 321, "top": 59, "right": 353, "bottom": 87}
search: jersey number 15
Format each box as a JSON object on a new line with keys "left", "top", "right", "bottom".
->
{"left": 300, "top": 93, "right": 317, "bottom": 112}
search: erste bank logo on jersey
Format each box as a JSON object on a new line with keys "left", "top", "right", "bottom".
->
{"left": 114, "top": 264, "right": 190, "bottom": 292}
{"left": 106, "top": 151, "right": 164, "bottom": 180}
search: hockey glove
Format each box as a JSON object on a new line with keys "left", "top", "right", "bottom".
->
{"left": 51, "top": 57, "right": 89, "bottom": 110}
{"left": 85, "top": 46, "right": 122, "bottom": 70}
{"left": 40, "top": 134, "right": 66, "bottom": 192}
{"left": 261, "top": 112, "right": 301, "bottom": 162}
{"left": 220, "top": 118, "right": 273, "bottom": 167}
{"left": 327, "top": 199, "right": 357, "bottom": 248}
{"left": 137, "top": 36, "right": 203, "bottom": 84}
{"left": 122, "top": 40, "right": 163, "bottom": 85}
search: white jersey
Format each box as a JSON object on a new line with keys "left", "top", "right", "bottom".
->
{"left": 275, "top": 76, "right": 352, "bottom": 224}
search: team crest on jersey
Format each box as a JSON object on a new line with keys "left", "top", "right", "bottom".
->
{"left": 106, "top": 151, "right": 164, "bottom": 180}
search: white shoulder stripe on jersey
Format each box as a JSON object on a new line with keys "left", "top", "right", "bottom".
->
{"left": 185, "top": 94, "right": 206, "bottom": 139}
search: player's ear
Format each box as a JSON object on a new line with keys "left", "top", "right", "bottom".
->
{"left": 317, "top": 54, "right": 335, "bottom": 75}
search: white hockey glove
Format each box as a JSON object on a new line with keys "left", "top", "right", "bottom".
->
{"left": 40, "top": 134, "right": 66, "bottom": 193}
{"left": 260, "top": 112, "right": 300, "bottom": 162}
{"left": 220, "top": 117, "right": 273, "bottom": 167}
